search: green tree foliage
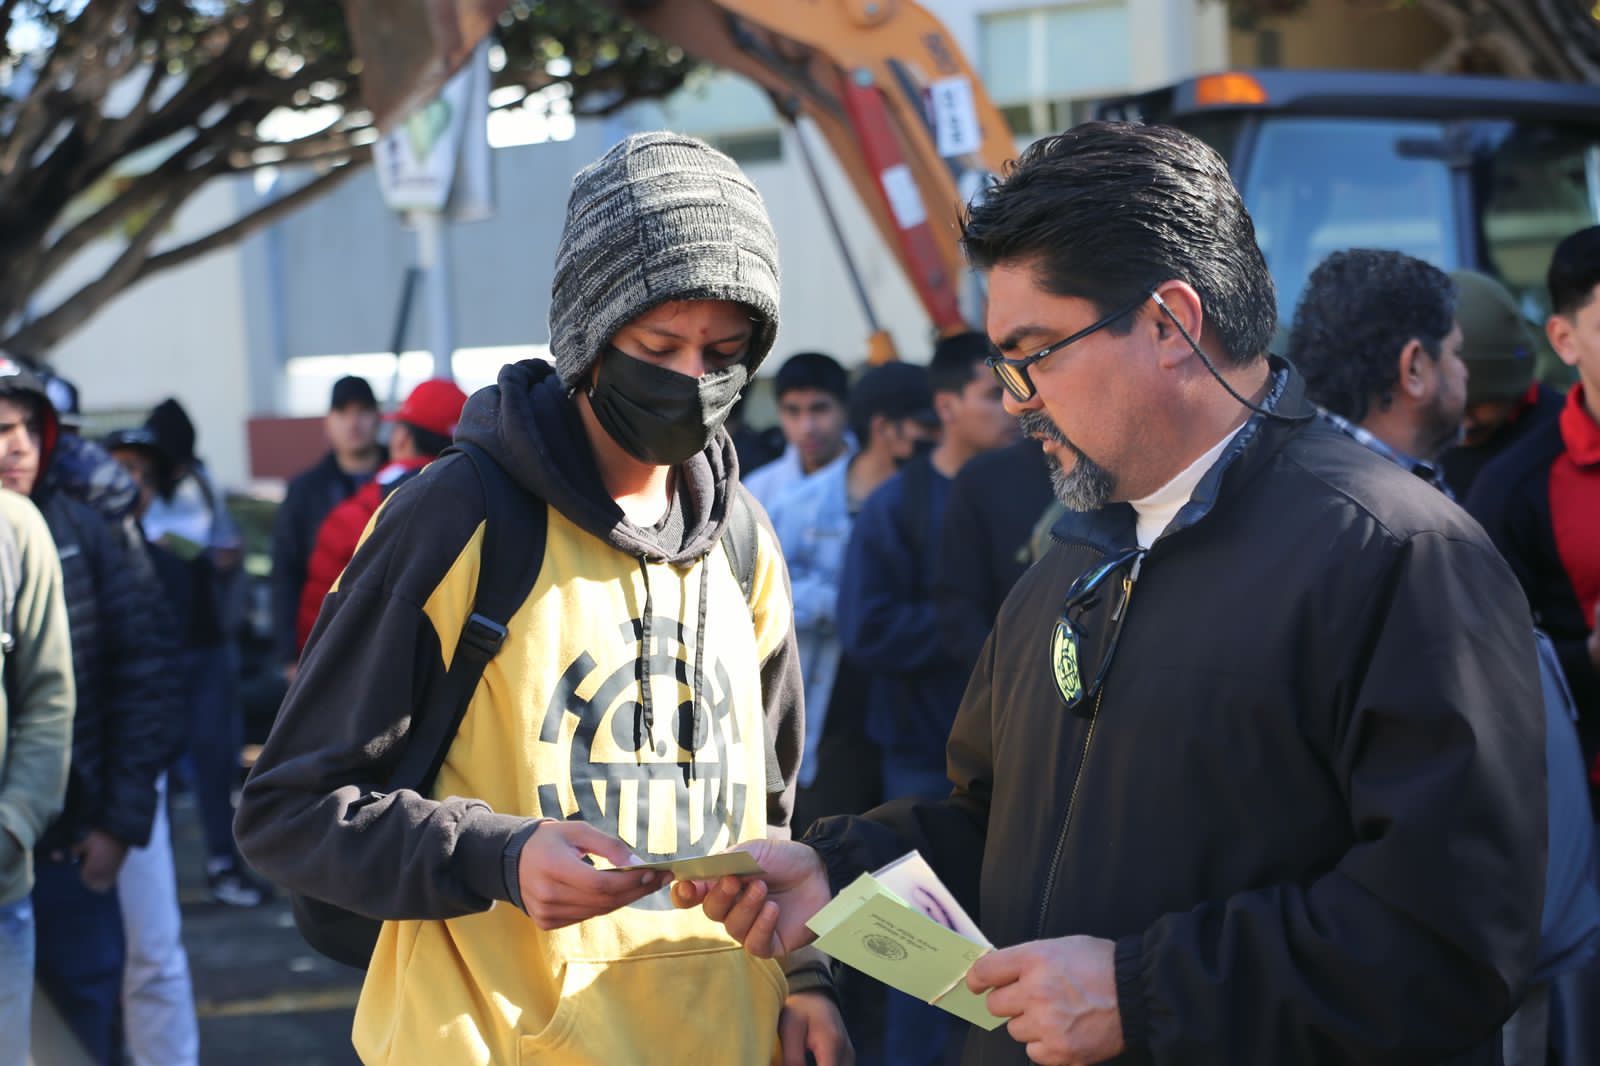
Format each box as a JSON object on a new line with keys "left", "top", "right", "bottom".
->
{"left": 0, "top": 0, "right": 693, "bottom": 354}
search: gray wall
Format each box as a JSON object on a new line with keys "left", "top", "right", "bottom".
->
{"left": 267, "top": 126, "right": 613, "bottom": 362}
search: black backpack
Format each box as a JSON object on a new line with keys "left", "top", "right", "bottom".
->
{"left": 291, "top": 441, "right": 762, "bottom": 968}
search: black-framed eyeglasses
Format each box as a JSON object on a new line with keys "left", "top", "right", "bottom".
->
{"left": 1051, "top": 546, "right": 1146, "bottom": 715}
{"left": 987, "top": 290, "right": 1153, "bottom": 403}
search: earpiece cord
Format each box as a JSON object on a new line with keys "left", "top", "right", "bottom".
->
{"left": 1149, "top": 290, "right": 1314, "bottom": 425}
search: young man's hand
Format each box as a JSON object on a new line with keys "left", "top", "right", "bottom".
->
{"left": 670, "top": 838, "right": 832, "bottom": 957}
{"left": 515, "top": 821, "right": 666, "bottom": 929}
{"left": 779, "top": 990, "right": 854, "bottom": 1066}
{"left": 73, "top": 830, "right": 129, "bottom": 893}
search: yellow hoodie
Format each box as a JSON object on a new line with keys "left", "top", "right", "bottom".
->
{"left": 238, "top": 362, "right": 823, "bottom": 1065}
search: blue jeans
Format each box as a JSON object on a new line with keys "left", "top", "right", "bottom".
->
{"left": 34, "top": 854, "right": 126, "bottom": 1065}
{"left": 0, "top": 895, "right": 33, "bottom": 1066}
{"left": 881, "top": 756, "right": 959, "bottom": 1066}
{"left": 183, "top": 644, "right": 244, "bottom": 863}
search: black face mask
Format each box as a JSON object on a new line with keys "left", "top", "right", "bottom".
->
{"left": 587, "top": 345, "right": 748, "bottom": 466}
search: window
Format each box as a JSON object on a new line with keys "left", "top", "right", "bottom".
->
{"left": 1239, "top": 117, "right": 1459, "bottom": 322}
{"left": 1480, "top": 122, "right": 1600, "bottom": 320}
{"left": 980, "top": 3, "right": 1131, "bottom": 140}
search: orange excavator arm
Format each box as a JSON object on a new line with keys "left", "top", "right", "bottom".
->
{"left": 343, "top": 0, "right": 1015, "bottom": 359}
{"left": 602, "top": 1, "right": 1014, "bottom": 357}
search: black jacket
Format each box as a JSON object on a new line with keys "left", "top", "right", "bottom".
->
{"left": 270, "top": 451, "right": 376, "bottom": 664}
{"left": 934, "top": 438, "right": 1054, "bottom": 675}
{"left": 36, "top": 491, "right": 182, "bottom": 851}
{"left": 808, "top": 363, "right": 1545, "bottom": 1065}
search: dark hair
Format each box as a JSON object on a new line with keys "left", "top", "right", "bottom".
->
{"left": 1286, "top": 249, "right": 1456, "bottom": 423}
{"left": 399, "top": 421, "right": 452, "bottom": 459}
{"left": 960, "top": 122, "right": 1275, "bottom": 367}
{"left": 774, "top": 351, "right": 848, "bottom": 403}
{"left": 928, "top": 332, "right": 992, "bottom": 396}
{"left": 847, "top": 362, "right": 933, "bottom": 444}
{"left": 1548, "top": 225, "right": 1600, "bottom": 317}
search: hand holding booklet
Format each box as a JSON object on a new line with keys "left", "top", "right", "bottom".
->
{"left": 805, "top": 852, "right": 1005, "bottom": 1030}
{"left": 613, "top": 852, "right": 765, "bottom": 880}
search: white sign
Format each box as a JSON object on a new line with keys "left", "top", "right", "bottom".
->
{"left": 374, "top": 42, "right": 493, "bottom": 221}
{"left": 928, "top": 76, "right": 983, "bottom": 159}
{"left": 880, "top": 164, "right": 928, "bottom": 230}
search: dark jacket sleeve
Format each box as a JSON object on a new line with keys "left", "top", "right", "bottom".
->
{"left": 1467, "top": 461, "right": 1600, "bottom": 715}
{"left": 933, "top": 473, "right": 999, "bottom": 675}
{"left": 237, "top": 464, "right": 532, "bottom": 921}
{"left": 270, "top": 476, "right": 313, "bottom": 666}
{"left": 1115, "top": 532, "right": 1545, "bottom": 1065}
{"left": 805, "top": 633, "right": 996, "bottom": 918}
{"left": 82, "top": 511, "right": 177, "bottom": 848}
{"left": 836, "top": 482, "right": 942, "bottom": 675}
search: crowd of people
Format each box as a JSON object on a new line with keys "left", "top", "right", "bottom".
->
{"left": 3, "top": 119, "right": 1599, "bottom": 1066}
{"left": 0, "top": 365, "right": 263, "bottom": 1065}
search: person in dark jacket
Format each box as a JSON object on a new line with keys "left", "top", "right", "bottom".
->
{"left": 932, "top": 437, "right": 1053, "bottom": 677}
{"left": 0, "top": 359, "right": 178, "bottom": 1064}
{"left": 1441, "top": 270, "right": 1565, "bottom": 499}
{"left": 681, "top": 122, "right": 1546, "bottom": 1066}
{"left": 1286, "top": 250, "right": 1598, "bottom": 1066}
{"left": 1469, "top": 226, "right": 1600, "bottom": 1066}
{"left": 1286, "top": 249, "right": 1467, "bottom": 497}
{"left": 297, "top": 378, "right": 467, "bottom": 650}
{"left": 1470, "top": 227, "right": 1600, "bottom": 788}
{"left": 270, "top": 374, "right": 383, "bottom": 673}
{"left": 835, "top": 332, "right": 1018, "bottom": 1066}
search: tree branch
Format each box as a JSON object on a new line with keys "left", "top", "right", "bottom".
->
{"left": 134, "top": 152, "right": 369, "bottom": 284}
{"left": 32, "top": 135, "right": 216, "bottom": 289}
{"left": 1, "top": 169, "right": 210, "bottom": 356}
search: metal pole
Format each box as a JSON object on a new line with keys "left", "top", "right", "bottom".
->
{"left": 789, "top": 116, "right": 882, "bottom": 335}
{"left": 415, "top": 210, "right": 457, "bottom": 381}
{"left": 386, "top": 266, "right": 422, "bottom": 407}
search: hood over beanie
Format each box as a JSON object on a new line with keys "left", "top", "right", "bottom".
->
{"left": 1450, "top": 270, "right": 1540, "bottom": 404}
{"left": 0, "top": 356, "right": 60, "bottom": 487}
{"left": 549, "top": 132, "right": 781, "bottom": 388}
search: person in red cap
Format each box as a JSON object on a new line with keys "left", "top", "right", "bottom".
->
{"left": 296, "top": 379, "right": 469, "bottom": 649}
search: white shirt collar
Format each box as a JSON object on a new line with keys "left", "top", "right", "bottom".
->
{"left": 1129, "top": 423, "right": 1246, "bottom": 549}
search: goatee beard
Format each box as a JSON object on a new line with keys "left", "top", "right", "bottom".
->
{"left": 1019, "top": 412, "right": 1115, "bottom": 512}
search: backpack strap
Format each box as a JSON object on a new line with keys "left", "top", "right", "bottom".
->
{"left": 719, "top": 489, "right": 788, "bottom": 795}
{"left": 719, "top": 488, "right": 760, "bottom": 604}
{"left": 387, "top": 442, "right": 547, "bottom": 795}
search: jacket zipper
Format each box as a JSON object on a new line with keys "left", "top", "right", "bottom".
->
{"left": 1035, "top": 570, "right": 1136, "bottom": 937}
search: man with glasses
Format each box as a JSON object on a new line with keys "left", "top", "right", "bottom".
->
{"left": 678, "top": 122, "right": 1546, "bottom": 1066}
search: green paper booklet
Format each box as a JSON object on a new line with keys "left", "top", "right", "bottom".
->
{"left": 806, "top": 852, "right": 1004, "bottom": 1031}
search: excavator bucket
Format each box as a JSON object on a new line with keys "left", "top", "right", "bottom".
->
{"left": 341, "top": 0, "right": 509, "bottom": 129}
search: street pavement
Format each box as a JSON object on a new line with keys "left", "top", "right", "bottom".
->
{"left": 171, "top": 792, "right": 362, "bottom": 1066}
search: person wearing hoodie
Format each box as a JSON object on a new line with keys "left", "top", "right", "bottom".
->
{"left": 236, "top": 132, "right": 846, "bottom": 1066}
{"left": 0, "top": 358, "right": 176, "bottom": 1064}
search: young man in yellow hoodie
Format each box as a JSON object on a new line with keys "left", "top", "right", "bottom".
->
{"left": 237, "top": 132, "right": 847, "bottom": 1066}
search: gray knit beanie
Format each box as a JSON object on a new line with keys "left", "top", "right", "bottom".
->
{"left": 549, "top": 132, "right": 782, "bottom": 387}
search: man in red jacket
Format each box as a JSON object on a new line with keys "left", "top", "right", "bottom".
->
{"left": 297, "top": 379, "right": 467, "bottom": 648}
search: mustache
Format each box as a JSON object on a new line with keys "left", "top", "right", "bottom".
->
{"left": 1017, "top": 411, "right": 1068, "bottom": 446}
